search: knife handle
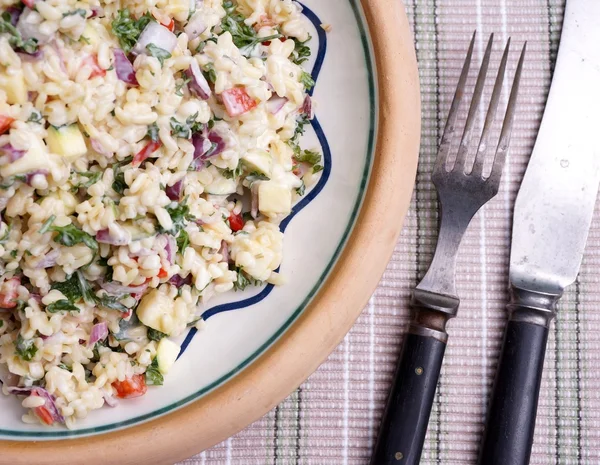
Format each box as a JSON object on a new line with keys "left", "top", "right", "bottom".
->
{"left": 371, "top": 290, "right": 459, "bottom": 465}
{"left": 478, "top": 286, "right": 559, "bottom": 465}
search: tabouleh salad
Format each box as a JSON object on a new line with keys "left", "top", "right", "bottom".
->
{"left": 0, "top": 0, "right": 322, "bottom": 428}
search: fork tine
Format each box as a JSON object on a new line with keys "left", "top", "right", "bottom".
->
{"left": 471, "top": 38, "right": 511, "bottom": 177}
{"left": 452, "top": 33, "right": 494, "bottom": 172}
{"left": 489, "top": 42, "right": 527, "bottom": 182}
{"left": 434, "top": 31, "right": 476, "bottom": 174}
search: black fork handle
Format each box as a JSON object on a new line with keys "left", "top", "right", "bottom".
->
{"left": 370, "top": 290, "right": 459, "bottom": 465}
{"left": 370, "top": 329, "right": 446, "bottom": 465}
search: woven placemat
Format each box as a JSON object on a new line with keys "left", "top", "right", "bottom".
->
{"left": 178, "top": 1, "right": 599, "bottom": 463}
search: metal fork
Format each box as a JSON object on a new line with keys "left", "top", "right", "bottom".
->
{"left": 370, "top": 33, "right": 526, "bottom": 465}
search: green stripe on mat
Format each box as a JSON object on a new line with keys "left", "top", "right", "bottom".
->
{"left": 411, "top": 0, "right": 442, "bottom": 462}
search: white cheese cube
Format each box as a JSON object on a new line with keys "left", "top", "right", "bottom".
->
{"left": 242, "top": 149, "right": 272, "bottom": 177}
{"left": 0, "top": 137, "right": 51, "bottom": 177}
{"left": 46, "top": 124, "right": 88, "bottom": 161}
{"left": 156, "top": 338, "right": 180, "bottom": 374}
{"left": 258, "top": 181, "right": 292, "bottom": 215}
{"left": 136, "top": 289, "right": 176, "bottom": 335}
{"left": 0, "top": 69, "right": 27, "bottom": 104}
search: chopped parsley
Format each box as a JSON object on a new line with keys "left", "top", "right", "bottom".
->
{"left": 146, "top": 123, "right": 160, "bottom": 142}
{"left": 221, "top": 0, "right": 282, "bottom": 54}
{"left": 46, "top": 299, "right": 80, "bottom": 313}
{"left": 300, "top": 71, "right": 315, "bottom": 91}
{"left": 147, "top": 327, "right": 167, "bottom": 342}
{"left": 51, "top": 271, "right": 95, "bottom": 304}
{"left": 296, "top": 149, "right": 321, "bottom": 166}
{"left": 203, "top": 63, "right": 217, "bottom": 84}
{"left": 97, "top": 295, "right": 129, "bottom": 312}
{"left": 111, "top": 9, "right": 153, "bottom": 54}
{"left": 291, "top": 35, "right": 312, "bottom": 65}
{"left": 48, "top": 223, "right": 98, "bottom": 251}
{"left": 38, "top": 216, "right": 56, "bottom": 234}
{"left": 175, "top": 75, "right": 192, "bottom": 96}
{"left": 112, "top": 156, "right": 133, "bottom": 195}
{"left": 63, "top": 9, "right": 87, "bottom": 18}
{"left": 159, "top": 201, "right": 194, "bottom": 236}
{"left": 146, "top": 43, "right": 171, "bottom": 66}
{"left": 0, "top": 15, "right": 38, "bottom": 54}
{"left": 0, "top": 224, "right": 10, "bottom": 244}
{"left": 73, "top": 171, "right": 102, "bottom": 189}
{"left": 222, "top": 163, "right": 244, "bottom": 180}
{"left": 16, "top": 334, "right": 37, "bottom": 361}
{"left": 170, "top": 113, "right": 202, "bottom": 139}
{"left": 176, "top": 229, "right": 190, "bottom": 254}
{"left": 145, "top": 357, "right": 164, "bottom": 386}
{"left": 233, "top": 266, "right": 263, "bottom": 291}
{"left": 296, "top": 181, "right": 306, "bottom": 197}
{"left": 26, "top": 110, "right": 43, "bottom": 124}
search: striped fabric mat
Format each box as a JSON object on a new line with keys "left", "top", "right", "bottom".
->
{"left": 179, "top": 1, "right": 600, "bottom": 463}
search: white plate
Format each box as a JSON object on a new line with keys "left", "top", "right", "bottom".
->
{"left": 0, "top": 0, "right": 377, "bottom": 440}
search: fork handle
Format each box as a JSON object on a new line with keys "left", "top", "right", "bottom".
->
{"left": 370, "top": 329, "right": 446, "bottom": 465}
{"left": 371, "top": 290, "right": 459, "bottom": 465}
{"left": 478, "top": 286, "right": 559, "bottom": 465}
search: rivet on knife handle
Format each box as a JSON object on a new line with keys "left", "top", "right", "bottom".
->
{"left": 370, "top": 32, "right": 525, "bottom": 465}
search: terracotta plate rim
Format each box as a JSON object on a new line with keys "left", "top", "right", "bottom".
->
{"left": 0, "top": 0, "right": 420, "bottom": 462}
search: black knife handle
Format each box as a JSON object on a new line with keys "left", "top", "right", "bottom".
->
{"left": 478, "top": 286, "right": 560, "bottom": 465}
{"left": 370, "top": 331, "right": 446, "bottom": 465}
{"left": 371, "top": 290, "right": 459, "bottom": 465}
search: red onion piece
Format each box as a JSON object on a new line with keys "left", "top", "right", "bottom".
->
{"left": 34, "top": 249, "right": 59, "bottom": 269}
{"left": 218, "top": 240, "right": 229, "bottom": 263}
{"left": 7, "top": 386, "right": 65, "bottom": 424}
{"left": 103, "top": 391, "right": 118, "bottom": 407}
{"left": 113, "top": 48, "right": 138, "bottom": 86}
{"left": 88, "top": 322, "right": 108, "bottom": 347}
{"left": 90, "top": 6, "right": 103, "bottom": 18}
{"left": 100, "top": 281, "right": 148, "bottom": 296}
{"left": 184, "top": 12, "right": 207, "bottom": 40}
{"left": 190, "top": 130, "right": 225, "bottom": 170}
{"left": 133, "top": 22, "right": 177, "bottom": 56}
{"left": 165, "top": 179, "right": 183, "bottom": 201}
{"left": 50, "top": 40, "right": 68, "bottom": 75}
{"left": 5, "top": 6, "right": 23, "bottom": 26}
{"left": 17, "top": 9, "right": 53, "bottom": 45}
{"left": 1, "top": 144, "right": 25, "bottom": 162}
{"left": 168, "top": 274, "right": 192, "bottom": 287}
{"left": 266, "top": 95, "right": 288, "bottom": 114}
{"left": 164, "top": 234, "right": 176, "bottom": 264}
{"left": 301, "top": 95, "right": 313, "bottom": 119}
{"left": 90, "top": 138, "right": 110, "bottom": 156}
{"left": 96, "top": 226, "right": 130, "bottom": 246}
{"left": 186, "top": 61, "right": 211, "bottom": 99}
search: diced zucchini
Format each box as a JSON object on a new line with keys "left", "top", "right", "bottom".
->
{"left": 122, "top": 221, "right": 156, "bottom": 241}
{"left": 258, "top": 181, "right": 292, "bottom": 215}
{"left": 0, "top": 137, "right": 51, "bottom": 177}
{"left": 46, "top": 124, "right": 87, "bottom": 162}
{"left": 242, "top": 149, "right": 272, "bottom": 177}
{"left": 0, "top": 69, "right": 27, "bottom": 104}
{"left": 156, "top": 338, "right": 180, "bottom": 374}
{"left": 81, "top": 23, "right": 100, "bottom": 46}
{"left": 205, "top": 176, "right": 237, "bottom": 195}
{"left": 136, "top": 289, "right": 176, "bottom": 335}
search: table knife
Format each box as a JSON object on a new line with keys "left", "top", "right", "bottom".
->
{"left": 478, "top": 1, "right": 600, "bottom": 464}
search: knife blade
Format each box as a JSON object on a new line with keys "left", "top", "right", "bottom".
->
{"left": 478, "top": 2, "right": 600, "bottom": 465}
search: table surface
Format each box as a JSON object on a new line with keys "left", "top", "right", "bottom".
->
{"left": 178, "top": 1, "right": 600, "bottom": 463}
